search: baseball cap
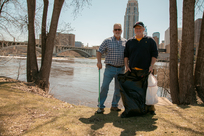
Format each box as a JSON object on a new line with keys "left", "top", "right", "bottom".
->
{"left": 133, "top": 21, "right": 144, "bottom": 28}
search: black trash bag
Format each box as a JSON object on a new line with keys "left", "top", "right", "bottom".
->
{"left": 117, "top": 69, "right": 150, "bottom": 118}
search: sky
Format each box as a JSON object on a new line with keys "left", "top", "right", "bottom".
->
{"left": 1, "top": 0, "right": 203, "bottom": 47}
{"left": 57, "top": 0, "right": 203, "bottom": 47}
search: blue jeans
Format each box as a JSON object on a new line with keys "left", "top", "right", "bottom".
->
{"left": 98, "top": 65, "right": 125, "bottom": 108}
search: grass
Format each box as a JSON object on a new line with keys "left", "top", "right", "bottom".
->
{"left": 0, "top": 76, "right": 204, "bottom": 136}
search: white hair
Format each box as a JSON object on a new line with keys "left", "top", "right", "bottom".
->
{"left": 113, "top": 23, "right": 122, "bottom": 29}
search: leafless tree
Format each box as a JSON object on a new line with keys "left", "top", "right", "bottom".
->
{"left": 0, "top": 0, "right": 28, "bottom": 40}
{"left": 169, "top": 0, "right": 179, "bottom": 104}
{"left": 195, "top": 11, "right": 204, "bottom": 102}
{"left": 169, "top": 0, "right": 204, "bottom": 104}
{"left": 27, "top": 0, "right": 91, "bottom": 92}
{"left": 179, "top": 0, "right": 197, "bottom": 104}
{"left": 0, "top": 0, "right": 10, "bottom": 15}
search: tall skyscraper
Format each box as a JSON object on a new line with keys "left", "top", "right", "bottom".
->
{"left": 164, "top": 27, "right": 182, "bottom": 47}
{"left": 124, "top": 0, "right": 139, "bottom": 39}
{"left": 144, "top": 26, "right": 147, "bottom": 36}
{"left": 159, "top": 40, "right": 165, "bottom": 49}
{"left": 153, "top": 32, "right": 160, "bottom": 49}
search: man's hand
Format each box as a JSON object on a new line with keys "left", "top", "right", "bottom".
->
{"left": 149, "top": 57, "right": 156, "bottom": 73}
{"left": 124, "top": 57, "right": 131, "bottom": 72}
{"left": 96, "top": 52, "right": 102, "bottom": 70}
{"left": 97, "top": 62, "right": 102, "bottom": 70}
{"left": 149, "top": 65, "right": 153, "bottom": 73}
{"left": 125, "top": 65, "right": 131, "bottom": 72}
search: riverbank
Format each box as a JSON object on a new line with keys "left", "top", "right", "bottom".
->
{"left": 0, "top": 76, "right": 204, "bottom": 136}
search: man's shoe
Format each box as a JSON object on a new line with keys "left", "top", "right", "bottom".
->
{"left": 110, "top": 107, "right": 121, "bottom": 111}
{"left": 150, "top": 111, "right": 156, "bottom": 115}
{"left": 120, "top": 112, "right": 127, "bottom": 118}
{"left": 96, "top": 108, "right": 104, "bottom": 114}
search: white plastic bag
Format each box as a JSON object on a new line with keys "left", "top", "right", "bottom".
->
{"left": 145, "top": 73, "right": 158, "bottom": 105}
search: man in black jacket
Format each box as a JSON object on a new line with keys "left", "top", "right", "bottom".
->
{"left": 124, "top": 21, "right": 158, "bottom": 115}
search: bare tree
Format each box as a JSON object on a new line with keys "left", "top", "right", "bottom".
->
{"left": 169, "top": 0, "right": 204, "bottom": 104}
{"left": 169, "top": 0, "right": 180, "bottom": 104}
{"left": 0, "top": 0, "right": 28, "bottom": 40}
{"left": 27, "top": 0, "right": 91, "bottom": 92}
{"left": 40, "top": 0, "right": 48, "bottom": 69}
{"left": 195, "top": 11, "right": 204, "bottom": 102}
{"left": 27, "top": 0, "right": 38, "bottom": 83}
{"left": 0, "top": 0, "right": 10, "bottom": 15}
{"left": 26, "top": 0, "right": 64, "bottom": 92}
{"left": 179, "top": 0, "right": 196, "bottom": 104}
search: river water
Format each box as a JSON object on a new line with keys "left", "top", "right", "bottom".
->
{"left": 0, "top": 56, "right": 170, "bottom": 108}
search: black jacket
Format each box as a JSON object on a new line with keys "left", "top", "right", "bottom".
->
{"left": 124, "top": 35, "right": 158, "bottom": 70}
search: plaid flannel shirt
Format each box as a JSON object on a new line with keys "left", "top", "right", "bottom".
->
{"left": 98, "top": 36, "right": 127, "bottom": 66}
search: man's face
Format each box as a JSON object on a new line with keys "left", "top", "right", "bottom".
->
{"left": 113, "top": 25, "right": 122, "bottom": 38}
{"left": 134, "top": 25, "right": 145, "bottom": 36}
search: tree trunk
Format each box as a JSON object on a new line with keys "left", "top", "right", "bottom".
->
{"left": 39, "top": 0, "right": 64, "bottom": 92}
{"left": 169, "top": 0, "right": 180, "bottom": 104}
{"left": 26, "top": 0, "right": 38, "bottom": 82}
{"left": 195, "top": 12, "right": 204, "bottom": 102}
{"left": 41, "top": 0, "right": 48, "bottom": 66}
{"left": 179, "top": 0, "right": 196, "bottom": 104}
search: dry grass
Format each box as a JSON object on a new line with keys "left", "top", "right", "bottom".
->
{"left": 0, "top": 76, "right": 204, "bottom": 136}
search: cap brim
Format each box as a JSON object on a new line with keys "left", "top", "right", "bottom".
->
{"left": 133, "top": 24, "right": 143, "bottom": 28}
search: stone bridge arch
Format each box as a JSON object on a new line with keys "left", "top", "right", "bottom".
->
{"left": 55, "top": 49, "right": 92, "bottom": 57}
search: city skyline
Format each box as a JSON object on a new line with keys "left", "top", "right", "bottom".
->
{"left": 62, "top": 0, "right": 203, "bottom": 47}
{"left": 1, "top": 0, "right": 203, "bottom": 47}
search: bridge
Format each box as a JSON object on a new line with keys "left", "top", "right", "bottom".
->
{"left": 0, "top": 40, "right": 96, "bottom": 57}
{"left": 54, "top": 46, "right": 96, "bottom": 57}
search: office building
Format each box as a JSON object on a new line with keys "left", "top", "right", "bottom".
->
{"left": 75, "top": 41, "right": 84, "bottom": 48}
{"left": 39, "top": 33, "right": 75, "bottom": 47}
{"left": 165, "top": 28, "right": 182, "bottom": 54}
{"left": 165, "top": 18, "right": 202, "bottom": 56}
{"left": 153, "top": 32, "right": 160, "bottom": 49}
{"left": 55, "top": 33, "right": 75, "bottom": 47}
{"left": 124, "top": 0, "right": 139, "bottom": 39}
{"left": 144, "top": 26, "right": 147, "bottom": 36}
{"left": 159, "top": 40, "right": 165, "bottom": 49}
{"left": 164, "top": 27, "right": 182, "bottom": 47}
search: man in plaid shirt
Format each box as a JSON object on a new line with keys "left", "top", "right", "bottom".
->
{"left": 96, "top": 23, "right": 127, "bottom": 114}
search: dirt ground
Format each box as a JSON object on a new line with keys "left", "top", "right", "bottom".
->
{"left": 1, "top": 76, "right": 204, "bottom": 136}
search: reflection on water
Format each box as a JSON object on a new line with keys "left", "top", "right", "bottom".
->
{"left": 51, "top": 67, "right": 74, "bottom": 76}
{"left": 0, "top": 56, "right": 171, "bottom": 108}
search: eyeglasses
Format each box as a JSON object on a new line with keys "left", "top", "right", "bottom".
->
{"left": 114, "top": 29, "right": 121, "bottom": 31}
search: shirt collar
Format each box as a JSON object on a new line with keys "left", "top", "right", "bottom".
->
{"left": 113, "top": 36, "right": 121, "bottom": 41}
{"left": 134, "top": 35, "right": 147, "bottom": 39}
